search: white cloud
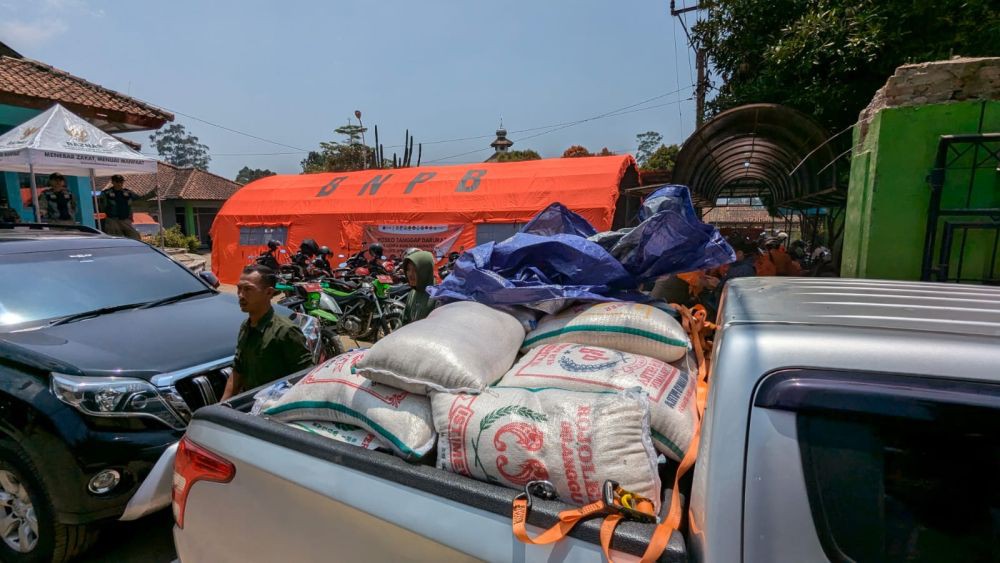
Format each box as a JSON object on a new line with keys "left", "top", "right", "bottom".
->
{"left": 0, "top": 19, "right": 69, "bottom": 49}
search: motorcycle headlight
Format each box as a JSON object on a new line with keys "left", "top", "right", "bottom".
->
{"left": 50, "top": 373, "right": 186, "bottom": 430}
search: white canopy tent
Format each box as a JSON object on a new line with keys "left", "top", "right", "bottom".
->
{"left": 0, "top": 103, "right": 158, "bottom": 226}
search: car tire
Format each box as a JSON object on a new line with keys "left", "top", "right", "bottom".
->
{"left": 0, "top": 441, "right": 100, "bottom": 563}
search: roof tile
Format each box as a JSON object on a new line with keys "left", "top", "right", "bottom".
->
{"left": 95, "top": 161, "right": 241, "bottom": 201}
{"left": 0, "top": 56, "right": 173, "bottom": 122}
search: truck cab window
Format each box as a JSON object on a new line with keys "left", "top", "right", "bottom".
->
{"left": 798, "top": 410, "right": 999, "bottom": 563}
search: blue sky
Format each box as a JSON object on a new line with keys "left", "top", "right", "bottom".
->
{"left": 3, "top": 0, "right": 699, "bottom": 180}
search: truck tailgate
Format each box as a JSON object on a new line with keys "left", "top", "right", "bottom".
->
{"left": 174, "top": 405, "right": 686, "bottom": 563}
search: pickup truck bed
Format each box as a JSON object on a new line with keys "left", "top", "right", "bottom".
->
{"left": 175, "top": 278, "right": 1000, "bottom": 563}
{"left": 176, "top": 401, "right": 685, "bottom": 562}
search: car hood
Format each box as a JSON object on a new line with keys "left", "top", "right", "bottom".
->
{"left": 0, "top": 293, "right": 245, "bottom": 381}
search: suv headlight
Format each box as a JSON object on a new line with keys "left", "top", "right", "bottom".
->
{"left": 50, "top": 373, "right": 186, "bottom": 430}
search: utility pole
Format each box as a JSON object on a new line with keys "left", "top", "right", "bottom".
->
{"left": 695, "top": 48, "right": 707, "bottom": 127}
{"left": 670, "top": 1, "right": 707, "bottom": 127}
{"left": 355, "top": 110, "right": 366, "bottom": 169}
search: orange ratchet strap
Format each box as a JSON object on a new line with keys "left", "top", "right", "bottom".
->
{"left": 511, "top": 303, "right": 710, "bottom": 562}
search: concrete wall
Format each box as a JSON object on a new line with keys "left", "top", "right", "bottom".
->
{"left": 842, "top": 100, "right": 1000, "bottom": 280}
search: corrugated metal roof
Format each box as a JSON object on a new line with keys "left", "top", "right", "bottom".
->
{"left": 673, "top": 104, "right": 846, "bottom": 209}
{"left": 722, "top": 277, "right": 1000, "bottom": 338}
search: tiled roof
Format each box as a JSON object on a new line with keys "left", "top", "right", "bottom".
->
{"left": 95, "top": 161, "right": 241, "bottom": 201}
{"left": 702, "top": 206, "right": 801, "bottom": 225}
{"left": 0, "top": 55, "right": 173, "bottom": 127}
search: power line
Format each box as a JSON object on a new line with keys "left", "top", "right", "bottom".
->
{"left": 151, "top": 105, "right": 311, "bottom": 152}
{"left": 513, "top": 95, "right": 694, "bottom": 143}
{"left": 430, "top": 95, "right": 694, "bottom": 163}
{"left": 141, "top": 85, "right": 694, "bottom": 160}
{"left": 383, "top": 84, "right": 694, "bottom": 150}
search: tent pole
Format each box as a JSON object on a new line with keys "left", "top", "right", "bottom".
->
{"left": 29, "top": 163, "right": 41, "bottom": 223}
{"left": 90, "top": 169, "right": 101, "bottom": 230}
{"left": 156, "top": 175, "right": 164, "bottom": 248}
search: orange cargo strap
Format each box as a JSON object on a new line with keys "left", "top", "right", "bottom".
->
{"left": 511, "top": 434, "right": 702, "bottom": 562}
{"left": 512, "top": 302, "right": 710, "bottom": 562}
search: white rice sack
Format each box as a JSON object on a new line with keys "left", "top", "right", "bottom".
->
{"left": 285, "top": 420, "right": 384, "bottom": 451}
{"left": 432, "top": 387, "right": 662, "bottom": 511}
{"left": 498, "top": 344, "right": 696, "bottom": 462}
{"left": 356, "top": 301, "right": 524, "bottom": 394}
{"left": 264, "top": 351, "right": 436, "bottom": 460}
{"left": 523, "top": 302, "right": 690, "bottom": 363}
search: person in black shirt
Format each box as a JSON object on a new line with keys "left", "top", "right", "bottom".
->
{"left": 99, "top": 175, "right": 141, "bottom": 240}
{"left": 41, "top": 173, "right": 76, "bottom": 225}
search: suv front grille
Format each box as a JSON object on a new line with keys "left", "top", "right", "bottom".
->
{"left": 173, "top": 370, "right": 228, "bottom": 413}
{"left": 151, "top": 357, "right": 234, "bottom": 425}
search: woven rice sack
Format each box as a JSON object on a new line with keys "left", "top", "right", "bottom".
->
{"left": 285, "top": 420, "right": 384, "bottom": 451}
{"left": 497, "top": 343, "right": 696, "bottom": 461}
{"left": 522, "top": 302, "right": 690, "bottom": 363}
{"left": 432, "top": 387, "right": 662, "bottom": 511}
{"left": 265, "top": 351, "right": 435, "bottom": 460}
{"left": 357, "top": 301, "right": 524, "bottom": 394}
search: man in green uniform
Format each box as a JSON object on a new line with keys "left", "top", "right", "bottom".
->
{"left": 100, "top": 174, "right": 141, "bottom": 240}
{"left": 0, "top": 200, "right": 19, "bottom": 223}
{"left": 221, "top": 264, "right": 313, "bottom": 400}
{"left": 41, "top": 173, "right": 76, "bottom": 225}
{"left": 400, "top": 250, "right": 437, "bottom": 325}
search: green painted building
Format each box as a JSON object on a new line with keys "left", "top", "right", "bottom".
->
{"left": 842, "top": 59, "right": 1000, "bottom": 283}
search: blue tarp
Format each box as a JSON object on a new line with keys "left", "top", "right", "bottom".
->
{"left": 519, "top": 202, "right": 597, "bottom": 238}
{"left": 429, "top": 232, "right": 634, "bottom": 311}
{"left": 430, "top": 188, "right": 734, "bottom": 308}
{"left": 612, "top": 185, "right": 735, "bottom": 284}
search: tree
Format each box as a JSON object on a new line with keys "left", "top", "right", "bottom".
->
{"left": 596, "top": 147, "right": 615, "bottom": 156}
{"left": 235, "top": 166, "right": 276, "bottom": 184}
{"left": 149, "top": 124, "right": 211, "bottom": 170}
{"left": 635, "top": 131, "right": 662, "bottom": 167}
{"left": 692, "top": 0, "right": 1000, "bottom": 130}
{"left": 562, "top": 145, "right": 593, "bottom": 158}
{"left": 301, "top": 120, "right": 371, "bottom": 173}
{"left": 301, "top": 143, "right": 370, "bottom": 173}
{"left": 643, "top": 144, "right": 680, "bottom": 172}
{"left": 334, "top": 123, "right": 367, "bottom": 144}
{"left": 496, "top": 149, "right": 542, "bottom": 162}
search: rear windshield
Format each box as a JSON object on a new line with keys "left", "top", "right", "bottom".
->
{"left": 0, "top": 245, "right": 205, "bottom": 327}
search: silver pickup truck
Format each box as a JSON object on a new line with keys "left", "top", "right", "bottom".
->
{"left": 172, "top": 278, "right": 1000, "bottom": 562}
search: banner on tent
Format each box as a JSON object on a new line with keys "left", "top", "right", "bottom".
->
{"left": 362, "top": 224, "right": 465, "bottom": 260}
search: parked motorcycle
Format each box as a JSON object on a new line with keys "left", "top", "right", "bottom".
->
{"left": 437, "top": 251, "right": 461, "bottom": 280}
{"left": 277, "top": 250, "right": 405, "bottom": 345}
{"left": 274, "top": 280, "right": 346, "bottom": 360}
{"left": 254, "top": 240, "right": 283, "bottom": 271}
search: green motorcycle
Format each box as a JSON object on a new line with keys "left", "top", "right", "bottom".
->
{"left": 277, "top": 275, "right": 404, "bottom": 351}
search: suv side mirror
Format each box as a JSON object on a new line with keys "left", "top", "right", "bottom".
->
{"left": 199, "top": 271, "right": 221, "bottom": 289}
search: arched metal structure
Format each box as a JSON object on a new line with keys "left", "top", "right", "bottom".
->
{"left": 673, "top": 104, "right": 846, "bottom": 209}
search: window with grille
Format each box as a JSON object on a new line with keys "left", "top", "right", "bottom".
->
{"left": 239, "top": 225, "right": 288, "bottom": 246}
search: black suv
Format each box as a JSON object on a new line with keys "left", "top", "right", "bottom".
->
{"left": 0, "top": 224, "right": 314, "bottom": 562}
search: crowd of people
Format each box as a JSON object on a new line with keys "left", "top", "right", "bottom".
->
{"left": 649, "top": 231, "right": 833, "bottom": 317}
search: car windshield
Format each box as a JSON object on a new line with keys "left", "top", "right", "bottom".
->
{"left": 0, "top": 245, "right": 208, "bottom": 328}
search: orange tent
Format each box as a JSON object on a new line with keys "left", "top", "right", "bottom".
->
{"left": 210, "top": 155, "right": 639, "bottom": 283}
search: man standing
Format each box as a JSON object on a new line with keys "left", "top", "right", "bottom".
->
{"left": 221, "top": 264, "right": 313, "bottom": 401}
{"left": 0, "top": 198, "right": 18, "bottom": 223}
{"left": 400, "top": 250, "right": 437, "bottom": 325}
{"left": 100, "top": 174, "right": 141, "bottom": 240}
{"left": 41, "top": 173, "right": 76, "bottom": 225}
